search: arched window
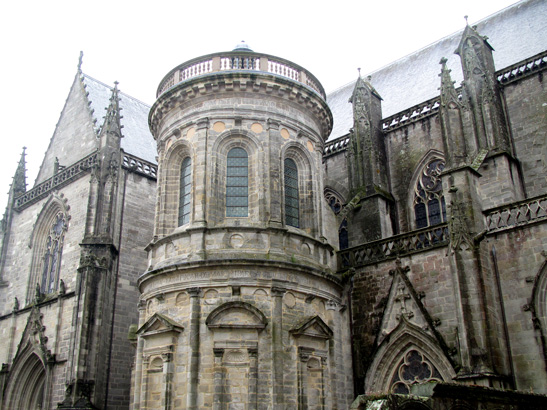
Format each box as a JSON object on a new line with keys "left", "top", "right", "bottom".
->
{"left": 226, "top": 148, "right": 248, "bottom": 217}
{"left": 178, "top": 157, "right": 192, "bottom": 226}
{"left": 40, "top": 211, "right": 67, "bottom": 294}
{"left": 414, "top": 159, "right": 446, "bottom": 229}
{"left": 284, "top": 158, "right": 299, "bottom": 227}
{"left": 325, "top": 189, "right": 348, "bottom": 249}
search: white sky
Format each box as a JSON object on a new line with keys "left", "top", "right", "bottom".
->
{"left": 0, "top": 0, "right": 519, "bottom": 213}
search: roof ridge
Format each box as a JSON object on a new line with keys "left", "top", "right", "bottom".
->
{"left": 82, "top": 73, "right": 152, "bottom": 108}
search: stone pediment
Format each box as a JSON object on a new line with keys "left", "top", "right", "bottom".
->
{"left": 137, "top": 313, "right": 183, "bottom": 337}
{"left": 12, "top": 306, "right": 54, "bottom": 366}
{"left": 290, "top": 316, "right": 333, "bottom": 340}
{"left": 377, "top": 261, "right": 437, "bottom": 346}
{"left": 206, "top": 301, "right": 267, "bottom": 331}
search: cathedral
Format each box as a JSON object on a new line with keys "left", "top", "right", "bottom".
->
{"left": 0, "top": 0, "right": 546, "bottom": 408}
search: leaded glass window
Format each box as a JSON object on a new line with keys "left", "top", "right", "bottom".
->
{"left": 41, "top": 212, "right": 67, "bottom": 294}
{"left": 178, "top": 157, "right": 192, "bottom": 226}
{"left": 390, "top": 350, "right": 443, "bottom": 394}
{"left": 226, "top": 148, "right": 248, "bottom": 217}
{"left": 414, "top": 159, "right": 446, "bottom": 229}
{"left": 284, "top": 158, "right": 299, "bottom": 227}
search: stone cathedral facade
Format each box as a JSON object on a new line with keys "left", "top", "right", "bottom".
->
{"left": 0, "top": 0, "right": 546, "bottom": 409}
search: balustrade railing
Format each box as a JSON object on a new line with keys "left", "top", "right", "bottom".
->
{"left": 122, "top": 153, "right": 158, "bottom": 179}
{"left": 157, "top": 51, "right": 325, "bottom": 99}
{"left": 497, "top": 50, "right": 547, "bottom": 85}
{"left": 382, "top": 97, "right": 441, "bottom": 131}
{"left": 338, "top": 224, "right": 449, "bottom": 268}
{"left": 485, "top": 194, "right": 547, "bottom": 232}
{"left": 324, "top": 136, "right": 350, "bottom": 156}
{"left": 15, "top": 152, "right": 99, "bottom": 210}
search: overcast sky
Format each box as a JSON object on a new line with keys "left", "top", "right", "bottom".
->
{"left": 0, "top": 0, "right": 519, "bottom": 212}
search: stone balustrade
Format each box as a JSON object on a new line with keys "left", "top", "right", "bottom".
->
{"left": 497, "top": 50, "right": 547, "bottom": 85}
{"left": 485, "top": 194, "right": 547, "bottom": 232}
{"left": 338, "top": 224, "right": 449, "bottom": 269}
{"left": 122, "top": 153, "right": 157, "bottom": 179}
{"left": 382, "top": 96, "right": 441, "bottom": 131}
{"left": 156, "top": 52, "right": 326, "bottom": 99}
{"left": 324, "top": 135, "right": 350, "bottom": 156}
{"left": 15, "top": 152, "right": 99, "bottom": 210}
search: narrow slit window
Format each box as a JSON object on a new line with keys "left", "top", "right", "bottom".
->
{"left": 226, "top": 148, "right": 248, "bottom": 217}
{"left": 178, "top": 157, "right": 192, "bottom": 226}
{"left": 284, "top": 158, "right": 299, "bottom": 227}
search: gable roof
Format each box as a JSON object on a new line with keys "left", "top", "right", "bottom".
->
{"left": 327, "top": 0, "right": 547, "bottom": 141}
{"left": 82, "top": 74, "right": 157, "bottom": 164}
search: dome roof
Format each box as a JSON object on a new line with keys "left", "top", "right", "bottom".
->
{"left": 233, "top": 40, "right": 253, "bottom": 52}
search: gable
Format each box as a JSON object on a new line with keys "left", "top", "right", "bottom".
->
{"left": 34, "top": 74, "right": 98, "bottom": 185}
{"left": 290, "top": 315, "right": 333, "bottom": 340}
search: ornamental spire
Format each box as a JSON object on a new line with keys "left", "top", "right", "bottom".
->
{"left": 99, "top": 81, "right": 123, "bottom": 141}
{"left": 13, "top": 147, "right": 27, "bottom": 198}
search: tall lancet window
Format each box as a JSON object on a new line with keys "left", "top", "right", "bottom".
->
{"left": 178, "top": 157, "right": 192, "bottom": 226}
{"left": 284, "top": 158, "right": 299, "bottom": 227}
{"left": 41, "top": 212, "right": 67, "bottom": 294}
{"left": 226, "top": 148, "right": 248, "bottom": 217}
{"left": 414, "top": 159, "right": 446, "bottom": 229}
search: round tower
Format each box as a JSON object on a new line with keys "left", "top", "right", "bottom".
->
{"left": 135, "top": 45, "right": 353, "bottom": 409}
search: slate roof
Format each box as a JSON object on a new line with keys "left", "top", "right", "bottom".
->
{"left": 82, "top": 74, "right": 157, "bottom": 164}
{"left": 327, "top": 0, "right": 547, "bottom": 141}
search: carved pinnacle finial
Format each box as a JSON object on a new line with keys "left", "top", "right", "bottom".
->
{"left": 464, "top": 15, "right": 468, "bottom": 25}
{"left": 440, "top": 57, "right": 448, "bottom": 66}
{"left": 357, "top": 68, "right": 361, "bottom": 77}
{"left": 78, "top": 51, "right": 84, "bottom": 73}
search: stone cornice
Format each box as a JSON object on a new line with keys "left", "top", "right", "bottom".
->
{"left": 149, "top": 72, "right": 333, "bottom": 139}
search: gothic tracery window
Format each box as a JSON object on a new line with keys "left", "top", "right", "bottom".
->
{"left": 414, "top": 159, "right": 446, "bottom": 229}
{"left": 390, "top": 349, "right": 443, "bottom": 394}
{"left": 284, "top": 158, "right": 299, "bottom": 227}
{"left": 226, "top": 148, "right": 249, "bottom": 217}
{"left": 325, "top": 189, "right": 348, "bottom": 250}
{"left": 40, "top": 211, "right": 67, "bottom": 294}
{"left": 178, "top": 157, "right": 192, "bottom": 226}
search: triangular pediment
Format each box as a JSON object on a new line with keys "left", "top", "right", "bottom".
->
{"left": 137, "top": 313, "right": 183, "bottom": 337}
{"left": 290, "top": 316, "right": 333, "bottom": 340}
{"left": 12, "top": 306, "right": 53, "bottom": 366}
{"left": 377, "top": 262, "right": 436, "bottom": 346}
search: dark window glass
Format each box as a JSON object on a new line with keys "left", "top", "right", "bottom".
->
{"left": 178, "top": 157, "right": 192, "bottom": 226}
{"left": 415, "top": 203, "right": 428, "bottom": 229}
{"left": 284, "top": 158, "right": 299, "bottom": 227}
{"left": 227, "top": 148, "right": 248, "bottom": 217}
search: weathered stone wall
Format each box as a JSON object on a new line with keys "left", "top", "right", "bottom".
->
{"left": 350, "top": 246, "right": 457, "bottom": 392}
{"left": 137, "top": 264, "right": 353, "bottom": 409}
{"left": 106, "top": 170, "right": 157, "bottom": 409}
{"left": 0, "top": 174, "right": 91, "bottom": 314}
{"left": 484, "top": 223, "right": 547, "bottom": 392}
{"left": 503, "top": 71, "right": 547, "bottom": 199}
